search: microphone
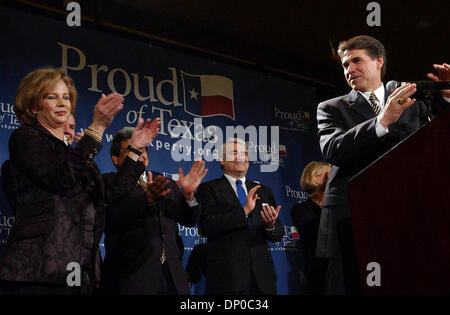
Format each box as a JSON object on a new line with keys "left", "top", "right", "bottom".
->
{"left": 386, "top": 80, "right": 450, "bottom": 95}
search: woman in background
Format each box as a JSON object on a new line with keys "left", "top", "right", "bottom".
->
{"left": 291, "top": 161, "right": 331, "bottom": 295}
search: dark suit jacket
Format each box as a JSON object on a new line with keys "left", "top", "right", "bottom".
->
{"left": 101, "top": 157, "right": 200, "bottom": 294}
{"left": 316, "top": 89, "right": 448, "bottom": 259}
{"left": 197, "top": 176, "right": 284, "bottom": 294}
{"left": 291, "top": 198, "right": 322, "bottom": 261}
{"left": 0, "top": 124, "right": 104, "bottom": 285}
{"left": 291, "top": 198, "right": 328, "bottom": 295}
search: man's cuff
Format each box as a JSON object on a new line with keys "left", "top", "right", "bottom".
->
{"left": 443, "top": 96, "right": 450, "bottom": 103}
{"left": 375, "top": 116, "right": 389, "bottom": 137}
{"left": 186, "top": 197, "right": 199, "bottom": 207}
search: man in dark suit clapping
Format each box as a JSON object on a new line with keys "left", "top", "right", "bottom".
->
{"left": 101, "top": 126, "right": 207, "bottom": 295}
{"left": 197, "top": 138, "right": 284, "bottom": 295}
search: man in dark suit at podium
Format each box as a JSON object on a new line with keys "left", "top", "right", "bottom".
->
{"left": 315, "top": 35, "right": 450, "bottom": 295}
{"left": 197, "top": 138, "right": 284, "bottom": 295}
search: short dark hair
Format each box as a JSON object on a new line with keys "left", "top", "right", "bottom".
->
{"left": 110, "top": 127, "right": 134, "bottom": 157}
{"left": 337, "top": 35, "right": 387, "bottom": 77}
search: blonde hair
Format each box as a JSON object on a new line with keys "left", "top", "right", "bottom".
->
{"left": 14, "top": 67, "right": 77, "bottom": 126}
{"left": 300, "top": 161, "right": 331, "bottom": 193}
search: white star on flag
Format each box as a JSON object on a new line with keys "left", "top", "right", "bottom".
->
{"left": 189, "top": 88, "right": 199, "bottom": 100}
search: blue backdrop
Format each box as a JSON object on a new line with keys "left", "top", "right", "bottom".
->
{"left": 0, "top": 7, "right": 324, "bottom": 294}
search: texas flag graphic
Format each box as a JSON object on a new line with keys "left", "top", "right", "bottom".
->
{"left": 289, "top": 226, "right": 299, "bottom": 240}
{"left": 181, "top": 71, "right": 235, "bottom": 120}
{"left": 279, "top": 144, "right": 287, "bottom": 157}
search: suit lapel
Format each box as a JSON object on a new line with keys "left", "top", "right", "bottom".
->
{"left": 245, "top": 180, "right": 256, "bottom": 192}
{"left": 220, "top": 176, "right": 242, "bottom": 208}
{"left": 245, "top": 181, "right": 259, "bottom": 224}
{"left": 347, "top": 89, "right": 376, "bottom": 121}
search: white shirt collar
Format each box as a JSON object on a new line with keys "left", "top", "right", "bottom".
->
{"left": 224, "top": 173, "right": 246, "bottom": 186}
{"left": 359, "top": 83, "right": 385, "bottom": 107}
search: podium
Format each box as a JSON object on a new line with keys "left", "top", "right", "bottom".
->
{"left": 348, "top": 111, "right": 450, "bottom": 294}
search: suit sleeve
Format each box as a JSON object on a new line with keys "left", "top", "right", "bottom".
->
{"left": 197, "top": 182, "right": 248, "bottom": 239}
{"left": 104, "top": 156, "right": 146, "bottom": 204}
{"left": 317, "top": 101, "right": 382, "bottom": 167}
{"left": 159, "top": 180, "right": 200, "bottom": 227}
{"left": 103, "top": 169, "right": 150, "bottom": 230}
